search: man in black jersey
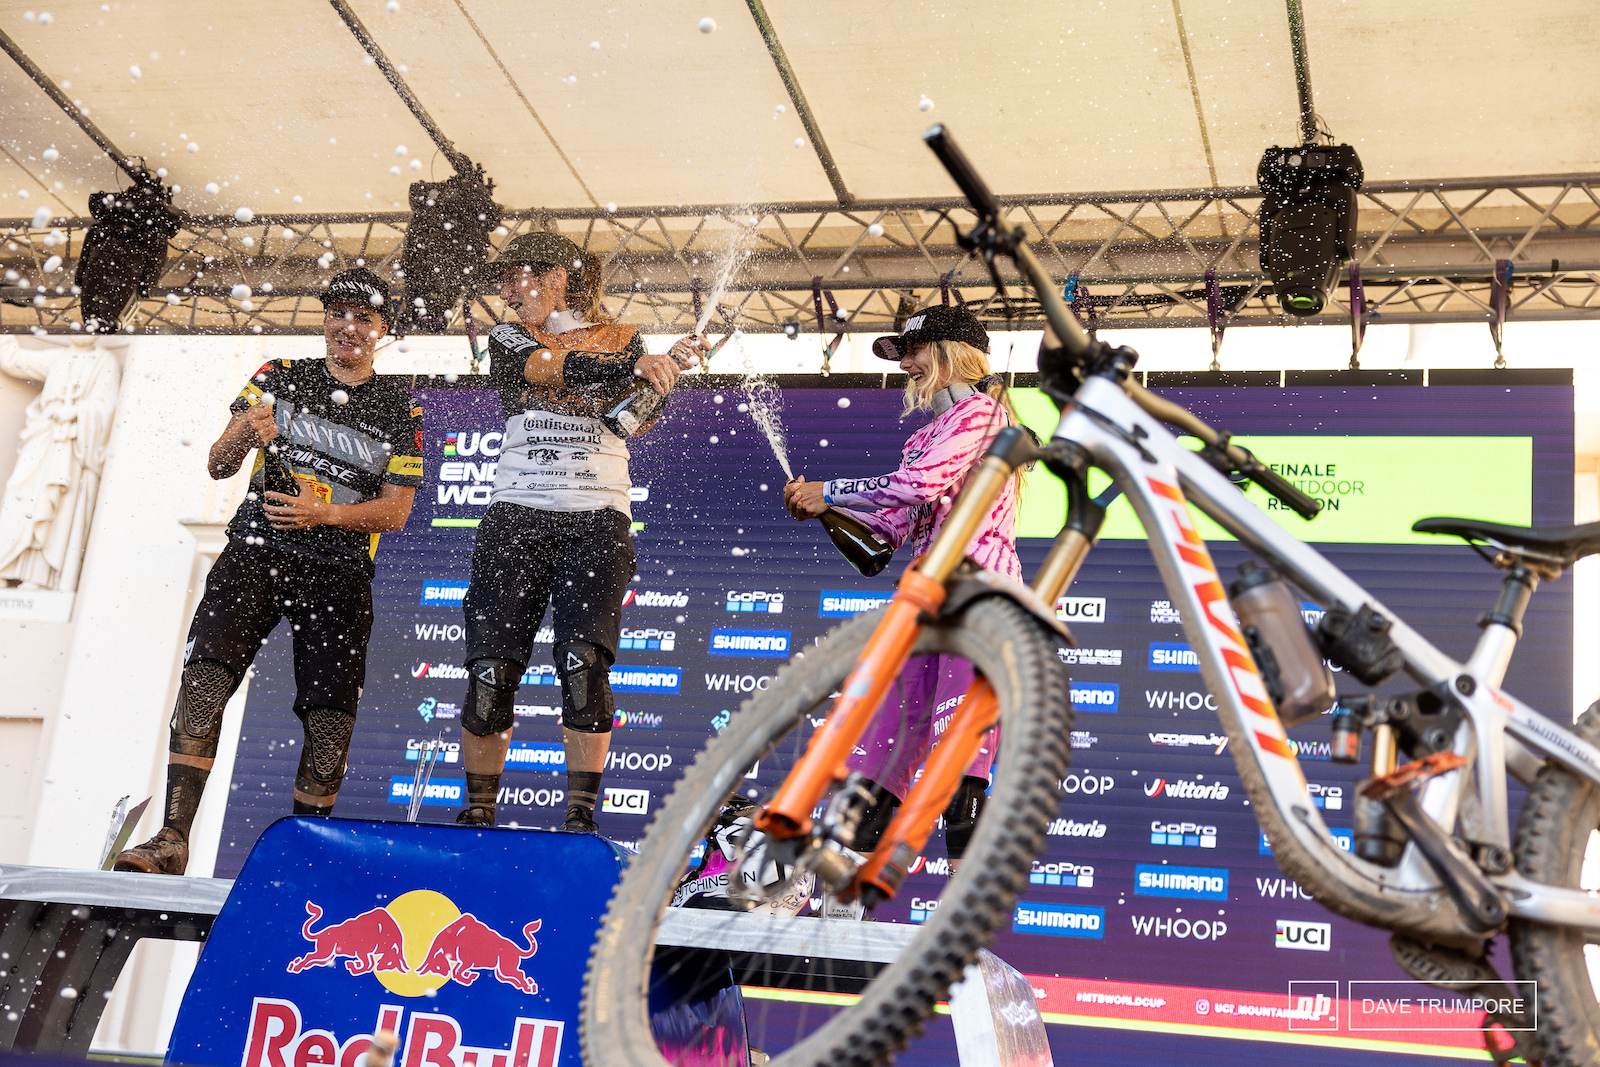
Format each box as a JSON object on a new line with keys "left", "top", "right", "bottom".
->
{"left": 115, "top": 268, "right": 423, "bottom": 875}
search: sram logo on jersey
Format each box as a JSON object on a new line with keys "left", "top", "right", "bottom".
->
{"left": 1134, "top": 863, "right": 1229, "bottom": 900}
{"left": 1143, "top": 777, "right": 1230, "bottom": 801}
{"left": 1029, "top": 861, "right": 1094, "bottom": 887}
{"left": 819, "top": 590, "right": 894, "bottom": 617}
{"left": 1054, "top": 596, "right": 1106, "bottom": 623}
{"left": 1148, "top": 642, "right": 1201, "bottom": 672}
{"left": 618, "top": 628, "right": 675, "bottom": 651}
{"left": 1069, "top": 682, "right": 1119, "bottom": 713}
{"left": 420, "top": 580, "right": 470, "bottom": 605}
{"left": 725, "top": 590, "right": 784, "bottom": 614}
{"left": 1276, "top": 919, "right": 1331, "bottom": 951}
{"left": 709, "top": 629, "right": 791, "bottom": 658}
{"left": 1012, "top": 902, "right": 1104, "bottom": 939}
{"left": 622, "top": 589, "right": 689, "bottom": 609}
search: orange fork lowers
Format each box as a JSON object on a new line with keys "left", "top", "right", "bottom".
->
{"left": 752, "top": 566, "right": 947, "bottom": 838}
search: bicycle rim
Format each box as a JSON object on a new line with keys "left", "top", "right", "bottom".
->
{"left": 581, "top": 597, "right": 1072, "bottom": 1067}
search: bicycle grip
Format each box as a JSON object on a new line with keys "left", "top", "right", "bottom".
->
{"left": 1247, "top": 461, "right": 1323, "bottom": 520}
{"left": 923, "top": 125, "right": 1003, "bottom": 221}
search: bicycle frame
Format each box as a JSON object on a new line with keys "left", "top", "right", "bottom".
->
{"left": 1056, "top": 372, "right": 1600, "bottom": 944}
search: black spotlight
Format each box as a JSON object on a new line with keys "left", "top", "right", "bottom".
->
{"left": 399, "top": 163, "right": 501, "bottom": 332}
{"left": 75, "top": 170, "right": 180, "bottom": 332}
{"left": 1256, "top": 144, "right": 1363, "bottom": 316}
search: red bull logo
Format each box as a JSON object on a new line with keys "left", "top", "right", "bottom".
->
{"left": 242, "top": 1001, "right": 564, "bottom": 1067}
{"left": 287, "top": 890, "right": 541, "bottom": 997}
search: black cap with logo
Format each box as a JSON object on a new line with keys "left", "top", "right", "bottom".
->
{"left": 871, "top": 304, "right": 989, "bottom": 361}
{"left": 322, "top": 267, "right": 392, "bottom": 324}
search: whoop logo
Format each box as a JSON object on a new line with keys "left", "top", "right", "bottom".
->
{"left": 1144, "top": 477, "right": 1294, "bottom": 761}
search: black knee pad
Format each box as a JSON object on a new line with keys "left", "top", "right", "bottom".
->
{"left": 169, "top": 658, "right": 239, "bottom": 759}
{"left": 294, "top": 705, "right": 356, "bottom": 798}
{"left": 943, "top": 775, "right": 990, "bottom": 860}
{"left": 461, "top": 657, "right": 521, "bottom": 737}
{"left": 555, "top": 641, "right": 614, "bottom": 734}
{"left": 851, "top": 779, "right": 900, "bottom": 852}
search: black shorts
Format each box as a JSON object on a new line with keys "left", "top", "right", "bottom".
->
{"left": 186, "top": 538, "right": 374, "bottom": 715}
{"left": 462, "top": 502, "right": 636, "bottom": 669}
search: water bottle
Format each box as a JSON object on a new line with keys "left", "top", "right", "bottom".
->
{"left": 1227, "top": 560, "right": 1334, "bottom": 726}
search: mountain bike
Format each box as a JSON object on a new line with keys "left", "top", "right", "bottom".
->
{"left": 581, "top": 126, "right": 1600, "bottom": 1067}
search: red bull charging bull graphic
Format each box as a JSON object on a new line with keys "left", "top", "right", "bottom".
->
{"left": 167, "top": 819, "right": 627, "bottom": 1067}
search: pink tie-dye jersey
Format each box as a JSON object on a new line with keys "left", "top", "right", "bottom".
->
{"left": 823, "top": 392, "right": 1021, "bottom": 579}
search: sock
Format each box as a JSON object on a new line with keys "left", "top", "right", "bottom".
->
{"left": 292, "top": 797, "right": 335, "bottom": 817}
{"left": 465, "top": 771, "right": 501, "bottom": 818}
{"left": 567, "top": 770, "right": 602, "bottom": 817}
{"left": 163, "top": 762, "right": 210, "bottom": 840}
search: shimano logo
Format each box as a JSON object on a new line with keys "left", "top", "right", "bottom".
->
{"left": 610, "top": 667, "right": 681, "bottom": 693}
{"left": 709, "top": 629, "right": 791, "bottom": 658}
{"left": 387, "top": 777, "right": 463, "bottom": 805}
{"left": 1150, "top": 820, "right": 1218, "bottom": 848}
{"left": 1134, "top": 863, "right": 1228, "bottom": 900}
{"left": 505, "top": 742, "right": 565, "bottom": 768}
{"left": 1012, "top": 902, "right": 1105, "bottom": 939}
{"left": 420, "top": 580, "right": 470, "bottom": 605}
{"left": 1046, "top": 818, "right": 1107, "bottom": 838}
{"left": 1029, "top": 861, "right": 1094, "bottom": 888}
{"left": 1261, "top": 828, "right": 1352, "bottom": 855}
{"left": 1055, "top": 596, "right": 1106, "bottom": 623}
{"left": 1275, "top": 919, "right": 1331, "bottom": 951}
{"left": 725, "top": 590, "right": 784, "bottom": 614}
{"left": 1143, "top": 778, "right": 1230, "bottom": 800}
{"left": 819, "top": 590, "right": 894, "bottom": 617}
{"left": 619, "top": 627, "right": 676, "bottom": 651}
{"left": 1069, "top": 682, "right": 1119, "bottom": 713}
{"left": 1148, "top": 642, "right": 1201, "bottom": 672}
{"left": 624, "top": 589, "right": 689, "bottom": 609}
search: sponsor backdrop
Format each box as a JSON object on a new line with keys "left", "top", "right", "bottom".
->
{"left": 217, "top": 374, "right": 1571, "bottom": 1054}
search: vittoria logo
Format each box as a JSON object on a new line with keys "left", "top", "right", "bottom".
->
{"left": 623, "top": 589, "right": 689, "bottom": 609}
{"left": 1046, "top": 818, "right": 1107, "bottom": 838}
{"left": 1143, "top": 778, "right": 1230, "bottom": 800}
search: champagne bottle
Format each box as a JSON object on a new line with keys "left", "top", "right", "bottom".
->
{"left": 261, "top": 442, "right": 301, "bottom": 498}
{"left": 818, "top": 508, "right": 893, "bottom": 577}
{"left": 600, "top": 377, "right": 664, "bottom": 439}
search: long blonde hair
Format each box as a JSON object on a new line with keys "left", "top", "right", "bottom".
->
{"left": 903, "top": 339, "right": 1028, "bottom": 489}
{"left": 565, "top": 251, "right": 614, "bottom": 324}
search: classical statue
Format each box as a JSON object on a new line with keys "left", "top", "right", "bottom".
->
{"left": 0, "top": 334, "right": 124, "bottom": 591}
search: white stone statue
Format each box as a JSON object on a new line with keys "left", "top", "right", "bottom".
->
{"left": 0, "top": 335, "right": 124, "bottom": 591}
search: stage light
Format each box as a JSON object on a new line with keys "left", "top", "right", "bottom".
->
{"left": 1256, "top": 144, "right": 1363, "bottom": 316}
{"left": 782, "top": 321, "right": 800, "bottom": 339}
{"left": 399, "top": 164, "right": 501, "bottom": 332}
{"left": 75, "top": 171, "right": 180, "bottom": 331}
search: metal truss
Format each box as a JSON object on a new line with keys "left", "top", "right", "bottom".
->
{"left": 6, "top": 172, "right": 1600, "bottom": 337}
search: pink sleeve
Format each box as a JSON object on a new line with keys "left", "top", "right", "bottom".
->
{"left": 824, "top": 396, "right": 1000, "bottom": 510}
{"left": 832, "top": 505, "right": 913, "bottom": 550}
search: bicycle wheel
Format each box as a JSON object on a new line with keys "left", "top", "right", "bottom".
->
{"left": 582, "top": 596, "right": 1071, "bottom": 1067}
{"left": 1510, "top": 702, "right": 1600, "bottom": 1066}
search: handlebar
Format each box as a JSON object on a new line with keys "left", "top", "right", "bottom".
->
{"left": 921, "top": 123, "right": 1323, "bottom": 522}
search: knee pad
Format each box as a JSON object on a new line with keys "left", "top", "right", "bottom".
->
{"left": 943, "top": 775, "right": 990, "bottom": 860}
{"left": 169, "top": 658, "right": 239, "bottom": 759}
{"left": 294, "top": 705, "right": 356, "bottom": 798}
{"left": 461, "top": 657, "right": 521, "bottom": 737}
{"left": 851, "top": 779, "right": 900, "bottom": 852}
{"left": 555, "top": 641, "right": 614, "bottom": 733}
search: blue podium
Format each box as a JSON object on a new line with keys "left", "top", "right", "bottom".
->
{"left": 168, "top": 818, "right": 628, "bottom": 1067}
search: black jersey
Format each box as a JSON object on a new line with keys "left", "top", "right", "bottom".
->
{"left": 228, "top": 358, "right": 424, "bottom": 573}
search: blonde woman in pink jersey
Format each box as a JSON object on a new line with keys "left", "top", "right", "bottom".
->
{"left": 783, "top": 304, "right": 1026, "bottom": 876}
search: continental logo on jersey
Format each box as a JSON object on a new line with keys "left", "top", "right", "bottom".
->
{"left": 388, "top": 454, "right": 424, "bottom": 478}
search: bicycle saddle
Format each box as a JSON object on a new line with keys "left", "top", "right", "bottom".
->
{"left": 1412, "top": 516, "right": 1600, "bottom": 566}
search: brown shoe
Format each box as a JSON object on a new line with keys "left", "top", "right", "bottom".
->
{"left": 113, "top": 827, "right": 189, "bottom": 875}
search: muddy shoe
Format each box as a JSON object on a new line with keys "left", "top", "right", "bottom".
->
{"left": 562, "top": 806, "right": 598, "bottom": 833}
{"left": 455, "top": 806, "right": 495, "bottom": 827}
{"left": 113, "top": 827, "right": 189, "bottom": 875}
